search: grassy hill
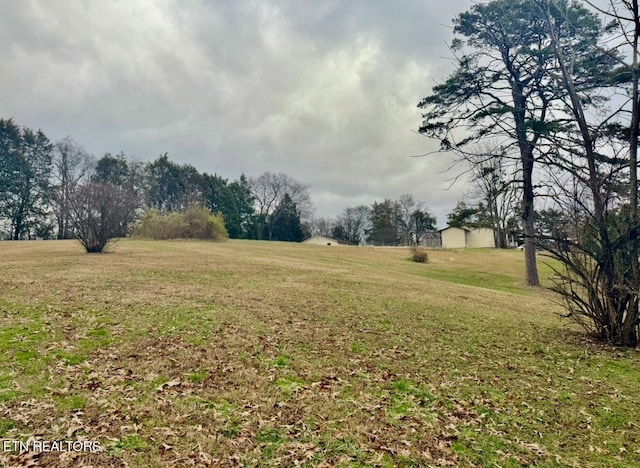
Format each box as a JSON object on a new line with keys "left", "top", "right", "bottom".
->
{"left": 0, "top": 239, "right": 638, "bottom": 467}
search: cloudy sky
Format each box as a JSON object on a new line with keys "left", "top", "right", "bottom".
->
{"left": 1, "top": 0, "right": 478, "bottom": 225}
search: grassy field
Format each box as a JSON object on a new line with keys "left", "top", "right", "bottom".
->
{"left": 0, "top": 239, "right": 638, "bottom": 467}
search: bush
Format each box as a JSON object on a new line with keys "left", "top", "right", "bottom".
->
{"left": 546, "top": 208, "right": 639, "bottom": 346}
{"left": 410, "top": 246, "right": 429, "bottom": 263}
{"left": 132, "top": 210, "right": 185, "bottom": 240}
{"left": 181, "top": 206, "right": 228, "bottom": 239}
{"left": 132, "top": 206, "right": 228, "bottom": 241}
{"left": 70, "top": 182, "right": 139, "bottom": 253}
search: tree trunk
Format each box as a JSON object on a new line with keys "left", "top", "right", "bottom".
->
{"left": 623, "top": 0, "right": 640, "bottom": 346}
{"left": 522, "top": 156, "right": 539, "bottom": 286}
{"left": 490, "top": 195, "right": 507, "bottom": 248}
{"left": 510, "top": 74, "right": 540, "bottom": 286}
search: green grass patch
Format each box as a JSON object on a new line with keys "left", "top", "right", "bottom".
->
{"left": 0, "top": 389, "right": 22, "bottom": 403}
{"left": 274, "top": 376, "right": 304, "bottom": 394}
{"left": 52, "top": 351, "right": 87, "bottom": 366}
{"left": 417, "top": 267, "right": 524, "bottom": 294}
{"left": 186, "top": 371, "right": 208, "bottom": 384}
{"left": 272, "top": 354, "right": 290, "bottom": 368}
{"left": 113, "top": 435, "right": 149, "bottom": 452}
{"left": 0, "top": 419, "right": 17, "bottom": 437}
{"left": 54, "top": 394, "right": 87, "bottom": 411}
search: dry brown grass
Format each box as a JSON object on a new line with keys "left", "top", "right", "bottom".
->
{"left": 0, "top": 239, "right": 638, "bottom": 467}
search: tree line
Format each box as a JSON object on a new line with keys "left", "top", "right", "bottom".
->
{"left": 1, "top": 115, "right": 569, "bottom": 250}
{"left": 309, "top": 194, "right": 437, "bottom": 246}
{"left": 0, "top": 119, "right": 443, "bottom": 247}
{"left": 0, "top": 119, "right": 314, "bottom": 243}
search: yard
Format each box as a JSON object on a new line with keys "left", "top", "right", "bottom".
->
{"left": 0, "top": 240, "right": 638, "bottom": 467}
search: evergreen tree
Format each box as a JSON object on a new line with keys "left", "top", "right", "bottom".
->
{"left": 0, "top": 119, "right": 53, "bottom": 239}
{"left": 269, "top": 193, "right": 304, "bottom": 242}
{"left": 418, "top": 0, "right": 614, "bottom": 285}
{"left": 411, "top": 208, "right": 437, "bottom": 245}
{"left": 368, "top": 200, "right": 398, "bottom": 246}
{"left": 92, "top": 152, "right": 131, "bottom": 188}
{"left": 225, "top": 174, "right": 257, "bottom": 239}
{"left": 145, "top": 153, "right": 189, "bottom": 212}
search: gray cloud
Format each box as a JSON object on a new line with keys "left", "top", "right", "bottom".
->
{"left": 0, "top": 0, "right": 476, "bottom": 225}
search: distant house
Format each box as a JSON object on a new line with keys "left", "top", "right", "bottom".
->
{"left": 302, "top": 235, "right": 344, "bottom": 246}
{"left": 439, "top": 226, "right": 495, "bottom": 249}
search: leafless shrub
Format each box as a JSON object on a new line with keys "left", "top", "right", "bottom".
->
{"left": 410, "top": 246, "right": 429, "bottom": 263}
{"left": 69, "top": 182, "right": 139, "bottom": 253}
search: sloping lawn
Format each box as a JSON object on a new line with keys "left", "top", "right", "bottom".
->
{"left": 0, "top": 239, "right": 638, "bottom": 467}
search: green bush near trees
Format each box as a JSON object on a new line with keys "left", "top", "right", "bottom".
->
{"left": 132, "top": 207, "right": 228, "bottom": 241}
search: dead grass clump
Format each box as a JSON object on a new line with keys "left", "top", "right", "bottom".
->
{"left": 410, "top": 246, "right": 429, "bottom": 263}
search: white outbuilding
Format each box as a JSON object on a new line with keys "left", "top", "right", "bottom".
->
{"left": 440, "top": 227, "right": 467, "bottom": 249}
{"left": 465, "top": 227, "right": 496, "bottom": 248}
{"left": 440, "top": 226, "right": 495, "bottom": 248}
{"left": 302, "top": 235, "right": 344, "bottom": 246}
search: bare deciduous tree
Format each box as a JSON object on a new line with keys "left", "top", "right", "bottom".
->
{"left": 467, "top": 143, "right": 520, "bottom": 248}
{"left": 52, "top": 137, "right": 93, "bottom": 239}
{"left": 307, "top": 216, "right": 336, "bottom": 237}
{"left": 395, "top": 194, "right": 418, "bottom": 246}
{"left": 69, "top": 182, "right": 139, "bottom": 253}
{"left": 333, "top": 205, "right": 371, "bottom": 245}
{"left": 249, "top": 172, "right": 313, "bottom": 240}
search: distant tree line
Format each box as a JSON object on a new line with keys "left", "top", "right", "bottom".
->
{"left": 0, "top": 116, "right": 568, "bottom": 250}
{"left": 307, "top": 194, "right": 438, "bottom": 246}
{"left": 0, "top": 117, "right": 448, "bottom": 248}
{"left": 0, "top": 118, "right": 314, "bottom": 243}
